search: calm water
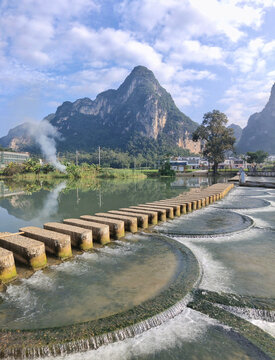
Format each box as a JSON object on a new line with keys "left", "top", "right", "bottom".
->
{"left": 0, "top": 176, "right": 216, "bottom": 232}
{"left": 0, "top": 177, "right": 274, "bottom": 359}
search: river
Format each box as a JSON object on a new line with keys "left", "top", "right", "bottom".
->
{"left": 0, "top": 176, "right": 274, "bottom": 359}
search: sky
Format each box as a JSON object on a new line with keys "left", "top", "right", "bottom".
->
{"left": 0, "top": 0, "right": 275, "bottom": 137}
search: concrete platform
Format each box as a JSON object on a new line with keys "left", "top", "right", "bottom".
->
{"left": 152, "top": 201, "right": 187, "bottom": 214}
{"left": 145, "top": 202, "right": 174, "bottom": 218}
{"left": 43, "top": 222, "right": 93, "bottom": 250}
{"left": 147, "top": 203, "right": 181, "bottom": 217}
{"left": 130, "top": 206, "right": 167, "bottom": 222}
{"left": 181, "top": 198, "right": 198, "bottom": 210}
{"left": 63, "top": 219, "right": 110, "bottom": 245}
{"left": 123, "top": 207, "right": 158, "bottom": 225}
{"left": 80, "top": 215, "right": 125, "bottom": 240}
{"left": 0, "top": 247, "right": 17, "bottom": 282}
{"left": 108, "top": 210, "right": 148, "bottom": 229}
{"left": 95, "top": 213, "right": 138, "bottom": 233}
{"left": 0, "top": 232, "right": 47, "bottom": 270}
{"left": 20, "top": 226, "right": 72, "bottom": 259}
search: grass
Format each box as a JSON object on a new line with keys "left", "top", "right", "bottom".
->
{"left": 0, "top": 168, "right": 151, "bottom": 181}
{"left": 98, "top": 168, "right": 147, "bottom": 179}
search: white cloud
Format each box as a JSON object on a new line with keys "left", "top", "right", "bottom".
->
{"left": 67, "top": 67, "right": 130, "bottom": 97}
{"left": 232, "top": 38, "right": 275, "bottom": 73}
{"left": 0, "top": 0, "right": 274, "bottom": 136}
{"left": 119, "top": 0, "right": 267, "bottom": 42}
{"left": 166, "top": 84, "right": 203, "bottom": 108}
{"left": 0, "top": 0, "right": 98, "bottom": 67}
{"left": 220, "top": 77, "right": 274, "bottom": 127}
{"left": 165, "top": 40, "right": 225, "bottom": 66}
{"left": 69, "top": 26, "right": 164, "bottom": 71}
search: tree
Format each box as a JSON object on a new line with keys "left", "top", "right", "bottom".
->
{"left": 42, "top": 163, "right": 55, "bottom": 174}
{"left": 247, "top": 150, "right": 268, "bottom": 164}
{"left": 2, "top": 162, "right": 24, "bottom": 176}
{"left": 159, "top": 162, "right": 175, "bottom": 176}
{"left": 192, "top": 110, "right": 235, "bottom": 174}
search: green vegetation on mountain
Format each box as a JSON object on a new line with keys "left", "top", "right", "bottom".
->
{"left": 0, "top": 66, "right": 198, "bottom": 159}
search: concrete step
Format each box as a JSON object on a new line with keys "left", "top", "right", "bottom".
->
{"left": 120, "top": 208, "right": 158, "bottom": 225}
{"left": 0, "top": 232, "right": 47, "bottom": 270}
{"left": 0, "top": 246, "right": 17, "bottom": 282}
{"left": 80, "top": 215, "right": 125, "bottom": 240}
{"left": 130, "top": 206, "right": 166, "bottom": 222}
{"left": 43, "top": 222, "right": 93, "bottom": 250}
{"left": 147, "top": 203, "right": 180, "bottom": 217}
{"left": 20, "top": 226, "right": 72, "bottom": 259}
{"left": 94, "top": 213, "right": 138, "bottom": 233}
{"left": 63, "top": 219, "right": 110, "bottom": 245}
{"left": 152, "top": 201, "right": 187, "bottom": 214}
{"left": 145, "top": 203, "right": 174, "bottom": 218}
{"left": 108, "top": 210, "right": 148, "bottom": 229}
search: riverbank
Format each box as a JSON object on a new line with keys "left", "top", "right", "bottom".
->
{"left": 0, "top": 168, "right": 154, "bottom": 181}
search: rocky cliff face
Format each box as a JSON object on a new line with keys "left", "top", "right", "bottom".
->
{"left": 237, "top": 83, "right": 275, "bottom": 154}
{"left": 0, "top": 66, "right": 198, "bottom": 154}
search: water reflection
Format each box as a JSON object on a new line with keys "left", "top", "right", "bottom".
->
{"left": 0, "top": 178, "right": 191, "bottom": 232}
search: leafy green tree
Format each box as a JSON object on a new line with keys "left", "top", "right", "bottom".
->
{"left": 66, "top": 164, "right": 81, "bottom": 179}
{"left": 2, "top": 162, "right": 24, "bottom": 176}
{"left": 192, "top": 110, "right": 235, "bottom": 174}
{"left": 247, "top": 150, "right": 268, "bottom": 164}
{"left": 159, "top": 162, "right": 175, "bottom": 176}
{"left": 42, "top": 163, "right": 55, "bottom": 174}
{"left": 23, "top": 158, "right": 40, "bottom": 173}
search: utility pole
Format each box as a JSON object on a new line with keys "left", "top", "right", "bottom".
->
{"left": 98, "top": 146, "right": 101, "bottom": 166}
{"left": 75, "top": 150, "right": 79, "bottom": 166}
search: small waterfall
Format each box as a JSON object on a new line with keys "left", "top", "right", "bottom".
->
{"left": 214, "top": 304, "right": 275, "bottom": 322}
{"left": 3, "top": 296, "right": 193, "bottom": 359}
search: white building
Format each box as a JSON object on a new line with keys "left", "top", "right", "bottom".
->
{"left": 170, "top": 157, "right": 202, "bottom": 171}
{"left": 218, "top": 157, "right": 247, "bottom": 169}
{"left": 170, "top": 156, "right": 247, "bottom": 172}
{"left": 0, "top": 151, "right": 30, "bottom": 169}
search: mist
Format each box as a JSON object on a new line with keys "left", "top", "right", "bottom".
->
{"left": 28, "top": 120, "right": 66, "bottom": 172}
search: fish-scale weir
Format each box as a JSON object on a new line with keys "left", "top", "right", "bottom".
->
{"left": 0, "top": 183, "right": 233, "bottom": 283}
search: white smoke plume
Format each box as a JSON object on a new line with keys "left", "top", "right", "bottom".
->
{"left": 28, "top": 120, "right": 66, "bottom": 172}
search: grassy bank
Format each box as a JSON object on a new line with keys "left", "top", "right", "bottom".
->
{"left": 0, "top": 167, "right": 153, "bottom": 181}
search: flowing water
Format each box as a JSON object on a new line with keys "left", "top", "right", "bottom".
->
{"left": 0, "top": 176, "right": 274, "bottom": 359}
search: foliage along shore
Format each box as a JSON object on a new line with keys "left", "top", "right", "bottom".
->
{"left": 0, "top": 159, "right": 162, "bottom": 180}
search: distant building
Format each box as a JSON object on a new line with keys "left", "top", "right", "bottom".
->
{"left": 170, "top": 156, "right": 202, "bottom": 171}
{"left": 218, "top": 157, "right": 247, "bottom": 169}
{"left": 0, "top": 151, "right": 30, "bottom": 169}
{"left": 170, "top": 155, "right": 247, "bottom": 172}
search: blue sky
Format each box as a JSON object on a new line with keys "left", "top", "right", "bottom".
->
{"left": 0, "top": 0, "right": 275, "bottom": 137}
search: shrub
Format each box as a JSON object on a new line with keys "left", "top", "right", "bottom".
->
{"left": 3, "top": 162, "right": 24, "bottom": 176}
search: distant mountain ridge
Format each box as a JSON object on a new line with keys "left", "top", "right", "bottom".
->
{"left": 228, "top": 124, "right": 242, "bottom": 145}
{"left": 0, "top": 66, "right": 198, "bottom": 155}
{"left": 237, "top": 83, "right": 275, "bottom": 154}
